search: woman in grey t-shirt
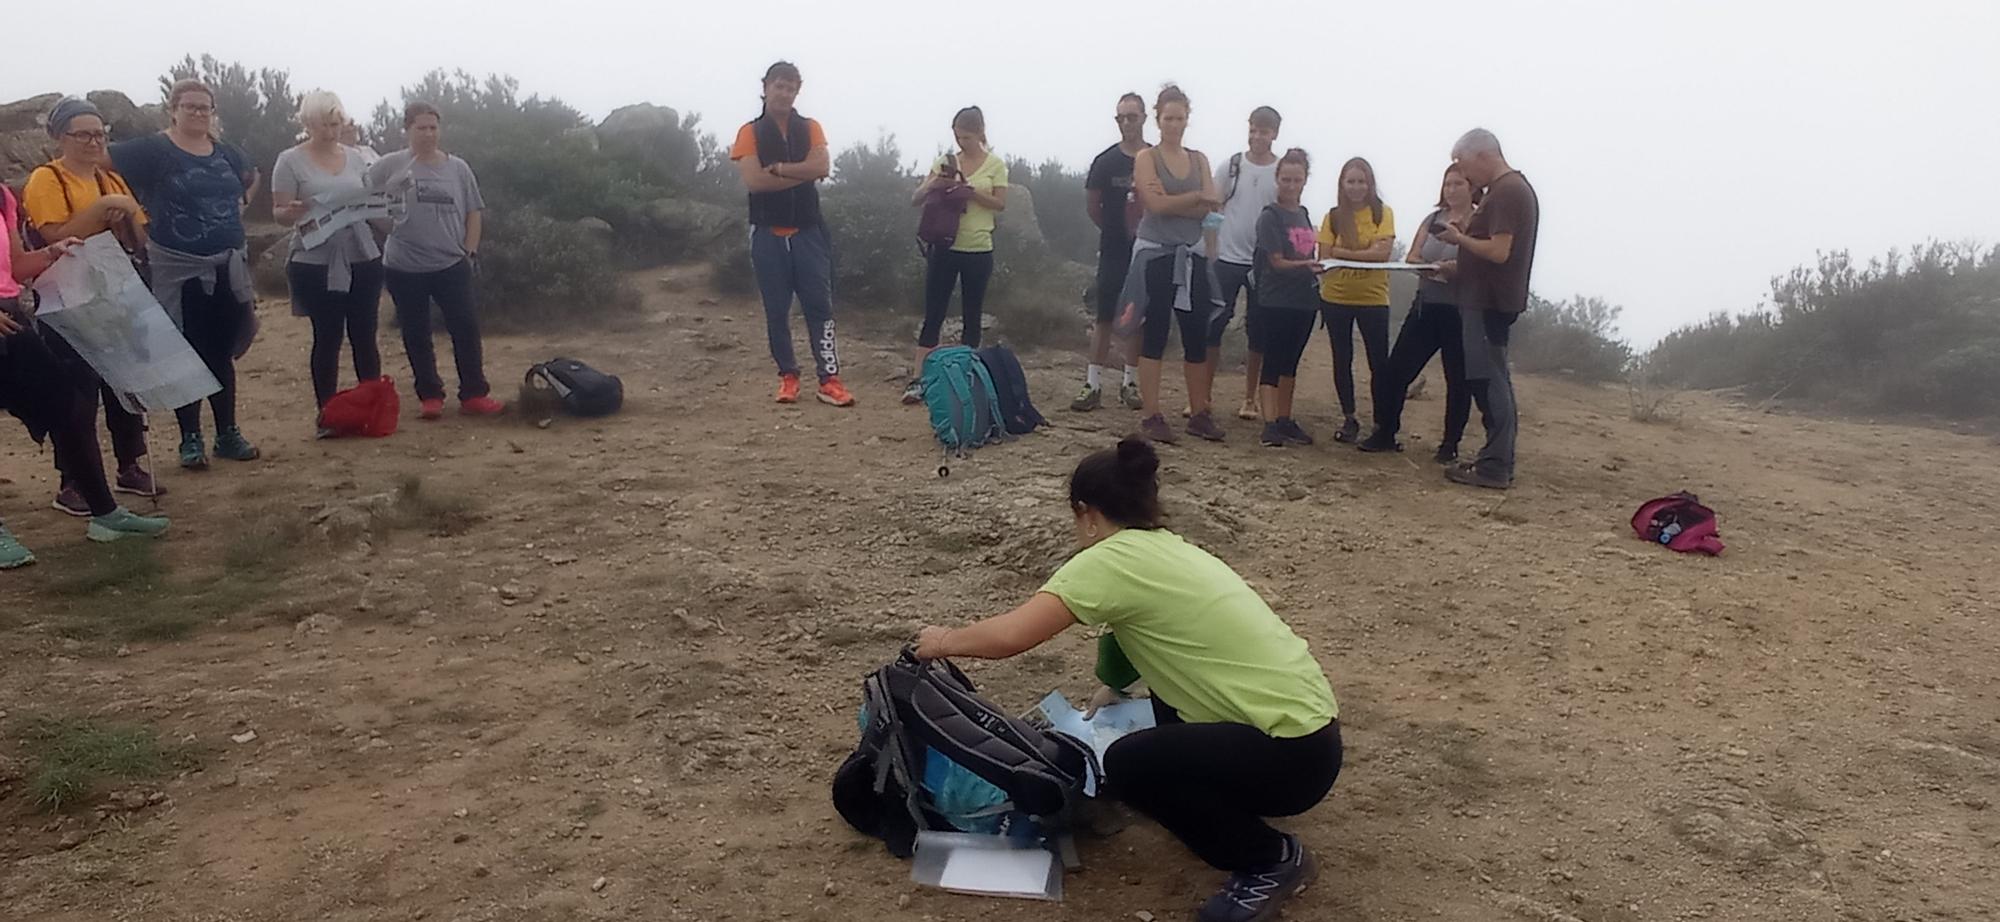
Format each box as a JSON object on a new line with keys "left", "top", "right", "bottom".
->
{"left": 366, "top": 101, "right": 501, "bottom": 419}
{"left": 1358, "top": 163, "right": 1479, "bottom": 462}
{"left": 272, "top": 90, "right": 383, "bottom": 429}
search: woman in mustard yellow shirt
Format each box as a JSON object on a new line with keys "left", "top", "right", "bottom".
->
{"left": 1316, "top": 157, "right": 1394, "bottom": 444}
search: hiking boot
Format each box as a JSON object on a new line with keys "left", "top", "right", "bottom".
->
{"left": 1119, "top": 382, "right": 1143, "bottom": 410}
{"left": 178, "top": 431, "right": 209, "bottom": 470}
{"left": 900, "top": 380, "right": 925, "bottom": 405}
{"left": 1139, "top": 413, "right": 1178, "bottom": 444}
{"left": 51, "top": 486, "right": 92, "bottom": 517}
{"left": 1333, "top": 416, "right": 1361, "bottom": 444}
{"left": 419, "top": 398, "right": 445, "bottom": 420}
{"left": 1357, "top": 430, "right": 1401, "bottom": 453}
{"left": 1070, "top": 385, "right": 1103, "bottom": 412}
{"left": 0, "top": 526, "right": 35, "bottom": 570}
{"left": 1445, "top": 462, "right": 1512, "bottom": 490}
{"left": 86, "top": 507, "right": 170, "bottom": 542}
{"left": 1433, "top": 443, "right": 1460, "bottom": 465}
{"left": 1237, "top": 397, "right": 1261, "bottom": 421}
{"left": 114, "top": 464, "right": 166, "bottom": 498}
{"left": 1260, "top": 422, "right": 1289, "bottom": 447}
{"left": 460, "top": 395, "right": 506, "bottom": 416}
{"left": 1187, "top": 409, "right": 1227, "bottom": 442}
{"left": 1281, "top": 418, "right": 1315, "bottom": 446}
{"left": 817, "top": 376, "right": 856, "bottom": 407}
{"left": 213, "top": 427, "right": 260, "bottom": 462}
{"left": 1197, "top": 834, "right": 1316, "bottom": 922}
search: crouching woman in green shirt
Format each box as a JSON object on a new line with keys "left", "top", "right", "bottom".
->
{"left": 915, "top": 438, "right": 1340, "bottom": 922}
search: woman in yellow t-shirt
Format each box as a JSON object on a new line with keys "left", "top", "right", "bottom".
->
{"left": 915, "top": 439, "right": 1340, "bottom": 920}
{"left": 1316, "top": 156, "right": 1395, "bottom": 444}
{"left": 903, "top": 106, "right": 1009, "bottom": 404}
{"left": 22, "top": 97, "right": 166, "bottom": 508}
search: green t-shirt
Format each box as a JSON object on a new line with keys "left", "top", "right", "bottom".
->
{"left": 932, "top": 150, "right": 1009, "bottom": 253}
{"left": 1039, "top": 529, "right": 1337, "bottom": 738}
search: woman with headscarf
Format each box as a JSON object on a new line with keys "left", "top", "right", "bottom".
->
{"left": 1, "top": 188, "right": 170, "bottom": 569}
{"left": 110, "top": 78, "right": 262, "bottom": 470}
{"left": 22, "top": 97, "right": 165, "bottom": 510}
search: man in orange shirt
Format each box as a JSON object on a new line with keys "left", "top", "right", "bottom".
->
{"left": 729, "top": 61, "right": 853, "bottom": 407}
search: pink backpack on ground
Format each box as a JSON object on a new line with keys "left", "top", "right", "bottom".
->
{"left": 1632, "top": 492, "right": 1724, "bottom": 555}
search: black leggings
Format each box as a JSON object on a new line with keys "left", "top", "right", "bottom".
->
{"left": 1257, "top": 309, "right": 1319, "bottom": 386}
{"left": 1374, "top": 297, "right": 1473, "bottom": 446}
{"left": 290, "top": 260, "right": 384, "bottom": 408}
{"left": 174, "top": 268, "right": 246, "bottom": 436}
{"left": 1140, "top": 253, "right": 1212, "bottom": 363}
{"left": 918, "top": 249, "right": 994, "bottom": 349}
{"left": 1106, "top": 700, "right": 1342, "bottom": 873}
{"left": 1321, "top": 302, "right": 1390, "bottom": 418}
{"left": 43, "top": 328, "right": 148, "bottom": 484}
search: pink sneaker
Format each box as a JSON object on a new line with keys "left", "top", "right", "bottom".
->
{"left": 419, "top": 398, "right": 446, "bottom": 420}
{"left": 459, "top": 396, "right": 506, "bottom": 416}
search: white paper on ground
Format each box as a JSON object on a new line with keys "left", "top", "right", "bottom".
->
{"left": 936, "top": 845, "right": 1056, "bottom": 899}
{"left": 1319, "top": 259, "right": 1440, "bottom": 272}
{"left": 32, "top": 233, "right": 220, "bottom": 413}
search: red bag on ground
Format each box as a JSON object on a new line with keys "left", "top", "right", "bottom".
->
{"left": 317, "top": 377, "right": 400, "bottom": 438}
{"left": 1632, "top": 491, "right": 1724, "bottom": 556}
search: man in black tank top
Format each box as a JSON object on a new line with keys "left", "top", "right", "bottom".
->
{"left": 730, "top": 61, "right": 853, "bottom": 407}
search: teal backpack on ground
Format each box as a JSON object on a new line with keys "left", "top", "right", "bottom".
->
{"left": 922, "top": 346, "right": 1006, "bottom": 456}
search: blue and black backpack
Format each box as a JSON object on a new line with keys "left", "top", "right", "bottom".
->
{"left": 921, "top": 346, "right": 1006, "bottom": 456}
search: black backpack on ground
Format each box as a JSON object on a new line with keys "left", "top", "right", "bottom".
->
{"left": 525, "top": 358, "right": 624, "bottom": 417}
{"left": 975, "top": 345, "right": 1046, "bottom": 436}
{"left": 832, "top": 649, "right": 1097, "bottom": 858}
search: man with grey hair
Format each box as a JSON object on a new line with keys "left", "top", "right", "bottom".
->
{"left": 1436, "top": 128, "right": 1538, "bottom": 490}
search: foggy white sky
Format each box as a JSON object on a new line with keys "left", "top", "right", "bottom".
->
{"left": 30, "top": 0, "right": 1999, "bottom": 345}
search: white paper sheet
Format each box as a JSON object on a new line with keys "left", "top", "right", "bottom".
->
{"left": 1038, "top": 691, "right": 1157, "bottom": 796}
{"left": 937, "top": 845, "right": 1055, "bottom": 899}
{"left": 32, "top": 233, "right": 220, "bottom": 413}
{"left": 1319, "top": 259, "right": 1440, "bottom": 272}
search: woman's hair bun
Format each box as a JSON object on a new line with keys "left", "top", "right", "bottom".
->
{"left": 1115, "top": 438, "right": 1159, "bottom": 478}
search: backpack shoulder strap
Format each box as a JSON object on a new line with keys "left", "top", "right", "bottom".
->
{"left": 1223, "top": 152, "right": 1244, "bottom": 204}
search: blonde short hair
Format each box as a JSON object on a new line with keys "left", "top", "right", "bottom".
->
{"left": 297, "top": 90, "right": 347, "bottom": 130}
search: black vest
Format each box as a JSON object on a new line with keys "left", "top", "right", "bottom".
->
{"left": 747, "top": 111, "right": 823, "bottom": 230}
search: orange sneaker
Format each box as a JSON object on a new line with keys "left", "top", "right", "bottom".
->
{"left": 459, "top": 396, "right": 506, "bottom": 416}
{"left": 419, "top": 398, "right": 445, "bottom": 420}
{"left": 775, "top": 374, "right": 801, "bottom": 404}
{"left": 816, "top": 375, "right": 856, "bottom": 407}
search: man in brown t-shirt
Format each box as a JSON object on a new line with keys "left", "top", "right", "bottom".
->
{"left": 1437, "top": 128, "right": 1539, "bottom": 489}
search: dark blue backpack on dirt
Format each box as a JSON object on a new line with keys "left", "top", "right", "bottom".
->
{"left": 922, "top": 346, "right": 1005, "bottom": 456}
{"left": 976, "top": 345, "right": 1046, "bottom": 436}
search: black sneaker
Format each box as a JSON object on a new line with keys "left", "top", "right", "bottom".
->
{"left": 1333, "top": 417, "right": 1360, "bottom": 444}
{"left": 1259, "top": 422, "right": 1288, "bottom": 447}
{"left": 1356, "top": 430, "right": 1401, "bottom": 453}
{"left": 1433, "top": 444, "right": 1460, "bottom": 465}
{"left": 1140, "top": 413, "right": 1178, "bottom": 444}
{"left": 1445, "top": 462, "right": 1512, "bottom": 490}
{"left": 1198, "top": 834, "right": 1316, "bottom": 922}
{"left": 1187, "top": 409, "right": 1228, "bottom": 442}
{"left": 1281, "top": 418, "right": 1315, "bottom": 446}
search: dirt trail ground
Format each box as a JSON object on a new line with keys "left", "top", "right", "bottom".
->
{"left": 3, "top": 267, "right": 1998, "bottom": 922}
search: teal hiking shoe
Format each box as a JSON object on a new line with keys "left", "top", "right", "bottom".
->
{"left": 179, "top": 431, "right": 209, "bottom": 470}
{"left": 214, "top": 426, "right": 260, "bottom": 462}
{"left": 0, "top": 526, "right": 35, "bottom": 569}
{"left": 86, "top": 508, "right": 171, "bottom": 543}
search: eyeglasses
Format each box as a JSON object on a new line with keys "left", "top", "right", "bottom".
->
{"left": 177, "top": 103, "right": 215, "bottom": 115}
{"left": 1114, "top": 114, "right": 1143, "bottom": 123}
{"left": 63, "top": 130, "right": 109, "bottom": 143}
